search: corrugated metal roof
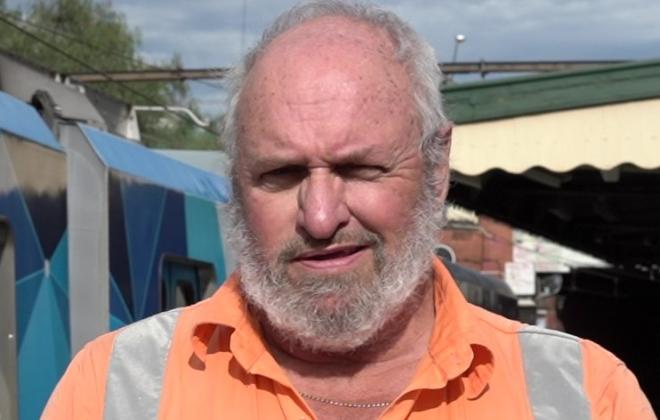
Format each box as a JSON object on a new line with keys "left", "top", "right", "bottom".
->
{"left": 0, "top": 91, "right": 63, "bottom": 151}
{"left": 443, "top": 58, "right": 660, "bottom": 124}
{"left": 80, "top": 125, "right": 231, "bottom": 203}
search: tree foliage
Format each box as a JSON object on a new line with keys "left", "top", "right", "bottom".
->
{"left": 0, "top": 0, "right": 219, "bottom": 149}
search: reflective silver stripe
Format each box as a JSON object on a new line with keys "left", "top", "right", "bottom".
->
{"left": 104, "top": 309, "right": 182, "bottom": 420}
{"left": 518, "top": 325, "right": 591, "bottom": 420}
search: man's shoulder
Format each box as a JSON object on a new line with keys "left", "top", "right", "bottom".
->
{"left": 466, "top": 302, "right": 632, "bottom": 375}
{"left": 72, "top": 327, "right": 121, "bottom": 366}
{"left": 80, "top": 281, "right": 239, "bottom": 356}
{"left": 465, "top": 303, "right": 602, "bottom": 359}
{"left": 467, "top": 302, "right": 525, "bottom": 336}
{"left": 71, "top": 308, "right": 181, "bottom": 364}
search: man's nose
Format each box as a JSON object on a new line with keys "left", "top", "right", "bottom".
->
{"left": 297, "top": 170, "right": 349, "bottom": 239}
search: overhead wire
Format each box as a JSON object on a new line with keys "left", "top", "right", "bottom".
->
{"left": 0, "top": 10, "right": 226, "bottom": 91}
{"left": 0, "top": 13, "right": 222, "bottom": 137}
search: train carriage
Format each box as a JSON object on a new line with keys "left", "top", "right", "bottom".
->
{"left": 0, "top": 90, "right": 234, "bottom": 420}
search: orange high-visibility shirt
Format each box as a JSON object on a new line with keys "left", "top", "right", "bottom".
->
{"left": 43, "top": 258, "right": 655, "bottom": 419}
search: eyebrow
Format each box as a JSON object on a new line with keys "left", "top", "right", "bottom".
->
{"left": 247, "top": 152, "right": 303, "bottom": 169}
{"left": 336, "top": 145, "right": 398, "bottom": 168}
{"left": 337, "top": 147, "right": 376, "bottom": 163}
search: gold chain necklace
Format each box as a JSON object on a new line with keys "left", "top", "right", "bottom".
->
{"left": 299, "top": 391, "right": 392, "bottom": 409}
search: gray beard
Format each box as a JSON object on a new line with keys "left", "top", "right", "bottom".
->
{"left": 227, "top": 178, "right": 445, "bottom": 354}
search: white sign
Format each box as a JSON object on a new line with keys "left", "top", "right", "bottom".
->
{"left": 505, "top": 261, "right": 536, "bottom": 296}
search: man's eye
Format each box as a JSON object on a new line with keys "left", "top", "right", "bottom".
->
{"left": 259, "top": 166, "right": 307, "bottom": 189}
{"left": 337, "top": 165, "right": 386, "bottom": 180}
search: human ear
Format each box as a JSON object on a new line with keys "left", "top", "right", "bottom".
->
{"left": 435, "top": 123, "right": 453, "bottom": 201}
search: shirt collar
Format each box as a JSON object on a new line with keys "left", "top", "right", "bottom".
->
{"left": 189, "top": 257, "right": 494, "bottom": 398}
{"left": 189, "top": 275, "right": 268, "bottom": 367}
{"left": 425, "top": 258, "right": 494, "bottom": 399}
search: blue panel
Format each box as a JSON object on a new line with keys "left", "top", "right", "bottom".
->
{"left": 80, "top": 124, "right": 231, "bottom": 203}
{"left": 50, "top": 231, "right": 68, "bottom": 295}
{"left": 142, "top": 190, "right": 188, "bottom": 317}
{"left": 108, "top": 174, "right": 134, "bottom": 317}
{"left": 110, "top": 274, "right": 133, "bottom": 328}
{"left": 50, "top": 271, "right": 70, "bottom": 347}
{"left": 0, "top": 189, "right": 44, "bottom": 279}
{"left": 0, "top": 91, "right": 62, "bottom": 151}
{"left": 185, "top": 194, "right": 227, "bottom": 282}
{"left": 21, "top": 190, "right": 67, "bottom": 260}
{"left": 110, "top": 315, "right": 127, "bottom": 331}
{"left": 3, "top": 135, "right": 67, "bottom": 260}
{"left": 18, "top": 277, "right": 70, "bottom": 420}
{"left": 158, "top": 190, "right": 187, "bottom": 253}
{"left": 16, "top": 270, "right": 44, "bottom": 352}
{"left": 121, "top": 181, "right": 166, "bottom": 318}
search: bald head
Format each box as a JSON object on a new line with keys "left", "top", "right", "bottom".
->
{"left": 223, "top": 1, "right": 448, "bottom": 167}
{"left": 244, "top": 16, "right": 408, "bottom": 100}
{"left": 236, "top": 16, "right": 419, "bottom": 162}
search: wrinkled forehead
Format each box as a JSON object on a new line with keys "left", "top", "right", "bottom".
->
{"left": 238, "top": 15, "right": 414, "bottom": 117}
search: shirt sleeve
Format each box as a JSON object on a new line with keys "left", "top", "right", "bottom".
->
{"left": 41, "top": 332, "right": 116, "bottom": 420}
{"left": 582, "top": 339, "right": 656, "bottom": 420}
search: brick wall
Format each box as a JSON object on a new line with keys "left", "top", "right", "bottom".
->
{"left": 440, "top": 216, "right": 513, "bottom": 280}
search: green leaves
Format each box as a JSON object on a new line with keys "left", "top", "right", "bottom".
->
{"left": 0, "top": 0, "right": 221, "bottom": 150}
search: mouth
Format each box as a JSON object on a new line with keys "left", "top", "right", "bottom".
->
{"left": 292, "top": 245, "right": 369, "bottom": 269}
{"left": 295, "top": 245, "right": 367, "bottom": 260}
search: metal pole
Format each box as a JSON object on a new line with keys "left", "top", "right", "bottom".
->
{"left": 452, "top": 34, "right": 466, "bottom": 63}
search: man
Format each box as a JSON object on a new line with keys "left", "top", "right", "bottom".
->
{"left": 44, "top": 1, "right": 654, "bottom": 419}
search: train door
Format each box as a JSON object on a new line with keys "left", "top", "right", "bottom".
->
{"left": 0, "top": 219, "right": 17, "bottom": 420}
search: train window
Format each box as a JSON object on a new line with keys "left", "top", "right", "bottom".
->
{"left": 160, "top": 256, "right": 217, "bottom": 311}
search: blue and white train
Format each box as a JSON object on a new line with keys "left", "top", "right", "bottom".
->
{"left": 0, "top": 52, "right": 235, "bottom": 420}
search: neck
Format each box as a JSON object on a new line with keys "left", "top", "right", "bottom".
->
{"left": 260, "top": 273, "right": 436, "bottom": 370}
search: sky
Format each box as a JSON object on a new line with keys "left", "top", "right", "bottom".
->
{"left": 6, "top": 0, "right": 660, "bottom": 116}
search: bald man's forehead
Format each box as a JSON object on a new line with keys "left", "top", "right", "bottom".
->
{"left": 267, "top": 15, "right": 396, "bottom": 57}
{"left": 251, "top": 17, "right": 402, "bottom": 83}
{"left": 239, "top": 15, "right": 411, "bottom": 112}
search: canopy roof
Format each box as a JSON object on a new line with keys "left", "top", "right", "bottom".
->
{"left": 446, "top": 59, "right": 660, "bottom": 175}
{"left": 443, "top": 59, "right": 660, "bottom": 268}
